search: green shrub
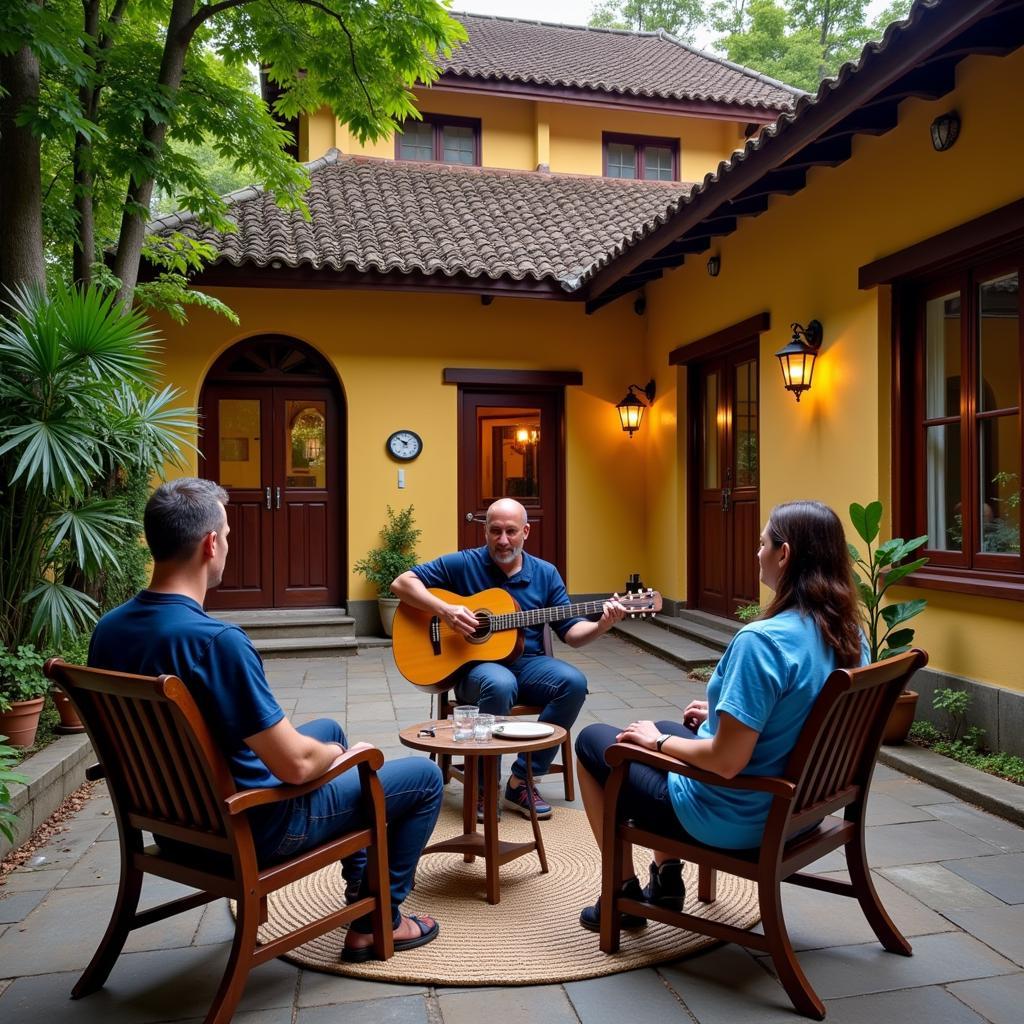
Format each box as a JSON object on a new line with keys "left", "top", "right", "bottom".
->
{"left": 0, "top": 736, "right": 28, "bottom": 842}
{"left": 735, "top": 603, "right": 762, "bottom": 623}
{"left": 0, "top": 645, "right": 48, "bottom": 712}
{"left": 933, "top": 740, "right": 1024, "bottom": 786}
{"left": 908, "top": 720, "right": 940, "bottom": 744}
{"left": 688, "top": 665, "right": 715, "bottom": 683}
{"left": 353, "top": 506, "right": 421, "bottom": 599}
{"left": 933, "top": 688, "right": 970, "bottom": 741}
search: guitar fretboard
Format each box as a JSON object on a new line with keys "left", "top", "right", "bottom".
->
{"left": 488, "top": 599, "right": 638, "bottom": 633}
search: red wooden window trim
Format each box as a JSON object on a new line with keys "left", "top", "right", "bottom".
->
{"left": 602, "top": 131, "right": 679, "bottom": 181}
{"left": 394, "top": 113, "right": 482, "bottom": 166}
{"left": 893, "top": 244, "right": 1024, "bottom": 601}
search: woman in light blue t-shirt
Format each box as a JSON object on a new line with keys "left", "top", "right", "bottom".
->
{"left": 576, "top": 500, "right": 867, "bottom": 932}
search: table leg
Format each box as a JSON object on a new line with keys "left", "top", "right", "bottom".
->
{"left": 524, "top": 758, "right": 548, "bottom": 874}
{"left": 463, "top": 753, "right": 478, "bottom": 864}
{"left": 482, "top": 756, "right": 501, "bottom": 904}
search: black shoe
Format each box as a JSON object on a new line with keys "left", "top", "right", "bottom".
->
{"left": 579, "top": 876, "right": 648, "bottom": 933}
{"left": 476, "top": 793, "right": 502, "bottom": 824}
{"left": 644, "top": 858, "right": 686, "bottom": 911}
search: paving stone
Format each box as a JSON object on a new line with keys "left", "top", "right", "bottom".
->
{"left": 0, "top": 866, "right": 68, "bottom": 892}
{"left": 944, "top": 905, "right": 1024, "bottom": 966}
{"left": 566, "top": 968, "right": 693, "bottom": 1024}
{"left": 944, "top": 853, "right": 1024, "bottom": 904}
{"left": 437, "top": 985, "right": 579, "bottom": 1024}
{"left": 863, "top": 792, "right": 935, "bottom": 826}
{"left": 761, "top": 931, "right": 1018, "bottom": 1000}
{"left": 297, "top": 971, "right": 426, "bottom": 1006}
{"left": 857, "top": 819, "right": 1002, "bottom": 867}
{"left": 822, "top": 985, "right": 986, "bottom": 1023}
{"left": 949, "top": 971, "right": 1024, "bottom": 1024}
{"left": 0, "top": 888, "right": 47, "bottom": 923}
{"left": 298, "top": 995, "right": 428, "bottom": 1024}
{"left": 192, "top": 900, "right": 236, "bottom": 946}
{"left": 871, "top": 777, "right": 959, "bottom": 806}
{"left": 880, "top": 863, "right": 1005, "bottom": 911}
{"left": 928, "top": 802, "right": 1024, "bottom": 853}
{"left": 173, "top": 1010, "right": 293, "bottom": 1024}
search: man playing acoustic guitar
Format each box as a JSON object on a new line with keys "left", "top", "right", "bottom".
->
{"left": 391, "top": 498, "right": 627, "bottom": 821}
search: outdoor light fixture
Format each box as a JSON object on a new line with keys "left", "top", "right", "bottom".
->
{"left": 511, "top": 425, "right": 540, "bottom": 454}
{"left": 706, "top": 255, "right": 721, "bottom": 277}
{"left": 930, "top": 110, "right": 960, "bottom": 152}
{"left": 616, "top": 379, "right": 656, "bottom": 437}
{"left": 775, "top": 321, "right": 823, "bottom": 402}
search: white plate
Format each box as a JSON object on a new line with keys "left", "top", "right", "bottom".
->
{"left": 492, "top": 722, "right": 555, "bottom": 740}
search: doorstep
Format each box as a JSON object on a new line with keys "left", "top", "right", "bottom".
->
{"left": 0, "top": 733, "right": 95, "bottom": 859}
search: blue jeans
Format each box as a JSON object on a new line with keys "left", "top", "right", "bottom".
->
{"left": 253, "top": 719, "right": 443, "bottom": 933}
{"left": 455, "top": 655, "right": 588, "bottom": 781}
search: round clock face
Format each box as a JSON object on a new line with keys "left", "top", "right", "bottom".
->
{"left": 386, "top": 430, "right": 423, "bottom": 462}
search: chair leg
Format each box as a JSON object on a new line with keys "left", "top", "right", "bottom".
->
{"left": 697, "top": 864, "right": 717, "bottom": 904}
{"left": 560, "top": 733, "right": 575, "bottom": 801}
{"left": 72, "top": 854, "right": 144, "bottom": 998}
{"left": 759, "top": 881, "right": 826, "bottom": 1021}
{"left": 847, "top": 832, "right": 912, "bottom": 955}
{"left": 204, "top": 891, "right": 260, "bottom": 1024}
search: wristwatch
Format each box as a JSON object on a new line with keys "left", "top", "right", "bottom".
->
{"left": 655, "top": 733, "right": 671, "bottom": 752}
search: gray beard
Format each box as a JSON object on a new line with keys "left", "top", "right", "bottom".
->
{"left": 492, "top": 543, "right": 524, "bottom": 565}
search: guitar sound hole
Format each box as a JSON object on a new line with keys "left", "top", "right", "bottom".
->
{"left": 467, "top": 611, "right": 492, "bottom": 645}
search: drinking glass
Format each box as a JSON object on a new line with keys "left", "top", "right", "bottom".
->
{"left": 473, "top": 713, "right": 495, "bottom": 742}
{"left": 453, "top": 705, "right": 478, "bottom": 742}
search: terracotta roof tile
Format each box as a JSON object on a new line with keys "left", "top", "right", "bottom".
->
{"left": 150, "top": 152, "right": 690, "bottom": 290}
{"left": 441, "top": 14, "right": 801, "bottom": 111}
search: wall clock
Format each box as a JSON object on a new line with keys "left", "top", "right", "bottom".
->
{"left": 386, "top": 430, "right": 423, "bottom": 462}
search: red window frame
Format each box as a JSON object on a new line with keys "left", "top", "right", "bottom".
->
{"left": 601, "top": 132, "right": 679, "bottom": 181}
{"left": 394, "top": 113, "right": 481, "bottom": 166}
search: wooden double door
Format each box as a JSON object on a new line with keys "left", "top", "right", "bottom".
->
{"left": 692, "top": 343, "right": 761, "bottom": 616}
{"left": 201, "top": 384, "right": 341, "bottom": 609}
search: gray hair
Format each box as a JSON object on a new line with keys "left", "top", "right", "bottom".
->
{"left": 144, "top": 478, "right": 229, "bottom": 562}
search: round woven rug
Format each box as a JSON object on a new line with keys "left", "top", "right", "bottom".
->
{"left": 250, "top": 799, "right": 760, "bottom": 986}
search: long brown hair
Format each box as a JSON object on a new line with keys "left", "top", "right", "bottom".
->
{"left": 761, "top": 501, "right": 863, "bottom": 667}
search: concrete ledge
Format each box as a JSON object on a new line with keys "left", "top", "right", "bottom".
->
{"left": 1, "top": 733, "right": 95, "bottom": 859}
{"left": 879, "top": 742, "right": 1024, "bottom": 827}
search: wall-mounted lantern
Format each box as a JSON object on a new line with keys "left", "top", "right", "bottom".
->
{"left": 775, "top": 321, "right": 823, "bottom": 402}
{"left": 930, "top": 110, "right": 960, "bottom": 152}
{"left": 616, "top": 379, "right": 656, "bottom": 437}
{"left": 706, "top": 255, "right": 721, "bottom": 277}
{"left": 511, "top": 425, "right": 540, "bottom": 454}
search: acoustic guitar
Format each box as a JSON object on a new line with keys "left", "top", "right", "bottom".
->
{"left": 392, "top": 586, "right": 662, "bottom": 690}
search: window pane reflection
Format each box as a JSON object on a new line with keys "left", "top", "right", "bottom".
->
{"left": 978, "top": 272, "right": 1019, "bottom": 413}
{"left": 734, "top": 360, "right": 758, "bottom": 488}
{"left": 979, "top": 413, "right": 1021, "bottom": 554}
{"left": 926, "top": 422, "right": 962, "bottom": 551}
{"left": 703, "top": 373, "right": 719, "bottom": 489}
{"left": 478, "top": 408, "right": 541, "bottom": 500}
{"left": 286, "top": 400, "right": 326, "bottom": 488}
{"left": 925, "top": 291, "right": 961, "bottom": 419}
{"left": 219, "top": 399, "right": 261, "bottom": 488}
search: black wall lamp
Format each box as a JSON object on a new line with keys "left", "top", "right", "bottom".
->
{"left": 616, "top": 379, "right": 656, "bottom": 437}
{"left": 775, "top": 321, "right": 822, "bottom": 402}
{"left": 930, "top": 110, "right": 960, "bottom": 152}
{"left": 706, "top": 255, "right": 721, "bottom": 277}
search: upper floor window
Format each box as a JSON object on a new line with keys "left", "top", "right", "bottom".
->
{"left": 396, "top": 114, "right": 480, "bottom": 166}
{"left": 602, "top": 132, "right": 678, "bottom": 181}
{"left": 894, "top": 249, "right": 1023, "bottom": 595}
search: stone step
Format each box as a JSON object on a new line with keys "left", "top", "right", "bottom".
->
{"left": 252, "top": 636, "right": 360, "bottom": 660}
{"left": 209, "top": 607, "right": 356, "bottom": 640}
{"left": 648, "top": 610, "right": 739, "bottom": 653}
{"left": 612, "top": 619, "right": 721, "bottom": 671}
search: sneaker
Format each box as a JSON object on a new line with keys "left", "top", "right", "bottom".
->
{"left": 645, "top": 858, "right": 685, "bottom": 911}
{"left": 579, "top": 875, "right": 648, "bottom": 932}
{"left": 475, "top": 793, "right": 503, "bottom": 824}
{"left": 503, "top": 777, "right": 552, "bottom": 819}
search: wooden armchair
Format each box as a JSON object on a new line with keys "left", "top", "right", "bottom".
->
{"left": 597, "top": 649, "right": 928, "bottom": 1020}
{"left": 44, "top": 658, "right": 394, "bottom": 1024}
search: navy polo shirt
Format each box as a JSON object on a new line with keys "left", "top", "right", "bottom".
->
{"left": 89, "top": 591, "right": 286, "bottom": 791}
{"left": 411, "top": 547, "right": 585, "bottom": 656}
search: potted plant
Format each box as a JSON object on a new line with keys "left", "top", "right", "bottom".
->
{"left": 0, "top": 735, "right": 28, "bottom": 843}
{"left": 848, "top": 501, "right": 929, "bottom": 744}
{"left": 0, "top": 644, "right": 49, "bottom": 747}
{"left": 49, "top": 630, "right": 90, "bottom": 734}
{"left": 353, "top": 505, "right": 421, "bottom": 636}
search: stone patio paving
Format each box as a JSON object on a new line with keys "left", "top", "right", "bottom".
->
{"left": 1, "top": 634, "right": 1023, "bottom": 1023}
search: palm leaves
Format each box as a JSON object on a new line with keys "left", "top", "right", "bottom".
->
{"left": 848, "top": 500, "right": 928, "bottom": 661}
{"left": 0, "top": 284, "right": 193, "bottom": 648}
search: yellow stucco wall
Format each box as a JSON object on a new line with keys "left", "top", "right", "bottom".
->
{"left": 150, "top": 290, "right": 651, "bottom": 602}
{"left": 304, "top": 91, "right": 749, "bottom": 178}
{"left": 643, "top": 45, "right": 1024, "bottom": 691}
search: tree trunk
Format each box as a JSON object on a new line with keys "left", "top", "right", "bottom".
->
{"left": 73, "top": 0, "right": 103, "bottom": 288}
{"left": 0, "top": 42, "right": 46, "bottom": 295}
{"left": 111, "top": 0, "right": 197, "bottom": 305}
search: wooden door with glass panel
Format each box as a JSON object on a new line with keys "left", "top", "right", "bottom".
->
{"left": 694, "top": 344, "right": 760, "bottom": 617}
{"left": 458, "top": 389, "right": 565, "bottom": 578}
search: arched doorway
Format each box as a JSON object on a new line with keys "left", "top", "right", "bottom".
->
{"left": 199, "top": 336, "right": 345, "bottom": 610}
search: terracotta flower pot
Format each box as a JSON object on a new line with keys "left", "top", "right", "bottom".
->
{"left": 0, "top": 696, "right": 45, "bottom": 748}
{"left": 882, "top": 689, "right": 919, "bottom": 745}
{"left": 52, "top": 687, "right": 86, "bottom": 734}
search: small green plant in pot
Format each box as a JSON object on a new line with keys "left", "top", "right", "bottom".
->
{"left": 0, "top": 644, "right": 49, "bottom": 747}
{"left": 848, "top": 500, "right": 929, "bottom": 743}
{"left": 353, "top": 506, "right": 421, "bottom": 636}
{"left": 0, "top": 735, "right": 28, "bottom": 842}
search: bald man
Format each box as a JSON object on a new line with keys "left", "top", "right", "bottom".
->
{"left": 391, "top": 498, "right": 625, "bottom": 820}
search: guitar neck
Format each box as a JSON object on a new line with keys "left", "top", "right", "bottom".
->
{"left": 490, "top": 599, "right": 613, "bottom": 633}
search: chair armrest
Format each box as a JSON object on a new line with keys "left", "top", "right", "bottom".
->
{"left": 223, "top": 745, "right": 385, "bottom": 814}
{"left": 605, "top": 742, "right": 795, "bottom": 799}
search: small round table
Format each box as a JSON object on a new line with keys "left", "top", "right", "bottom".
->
{"left": 399, "top": 719, "right": 567, "bottom": 905}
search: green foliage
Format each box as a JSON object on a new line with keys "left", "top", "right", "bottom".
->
{"left": 688, "top": 664, "right": 716, "bottom": 682}
{"left": 0, "top": 284, "right": 192, "bottom": 650}
{"left": 716, "top": 1, "right": 821, "bottom": 90}
{"left": 933, "top": 687, "right": 970, "bottom": 741}
{"left": 353, "top": 506, "right": 421, "bottom": 598}
{"left": 735, "top": 602, "right": 762, "bottom": 623}
{"left": 848, "top": 500, "right": 928, "bottom": 663}
{"left": 0, "top": 735, "right": 28, "bottom": 843}
{"left": 0, "top": 645, "right": 48, "bottom": 711}
{"left": 932, "top": 740, "right": 1024, "bottom": 787}
{"left": 908, "top": 719, "right": 940, "bottom": 744}
{"left": 589, "top": 0, "right": 707, "bottom": 39}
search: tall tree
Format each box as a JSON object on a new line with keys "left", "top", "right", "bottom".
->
{"left": 717, "top": 0, "right": 820, "bottom": 90}
{"left": 589, "top": 0, "right": 707, "bottom": 41}
{"left": 0, "top": 1, "right": 464, "bottom": 306}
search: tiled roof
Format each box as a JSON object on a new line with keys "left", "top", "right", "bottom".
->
{"left": 440, "top": 13, "right": 801, "bottom": 111}
{"left": 149, "top": 152, "right": 690, "bottom": 290}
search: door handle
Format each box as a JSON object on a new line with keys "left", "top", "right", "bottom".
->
{"left": 264, "top": 486, "right": 271, "bottom": 510}
{"left": 275, "top": 486, "right": 281, "bottom": 510}
{"left": 721, "top": 488, "right": 731, "bottom": 512}
{"left": 465, "top": 512, "right": 486, "bottom": 523}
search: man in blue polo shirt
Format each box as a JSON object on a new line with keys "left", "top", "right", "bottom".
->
{"left": 391, "top": 498, "right": 625, "bottom": 820}
{"left": 89, "top": 478, "right": 443, "bottom": 963}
